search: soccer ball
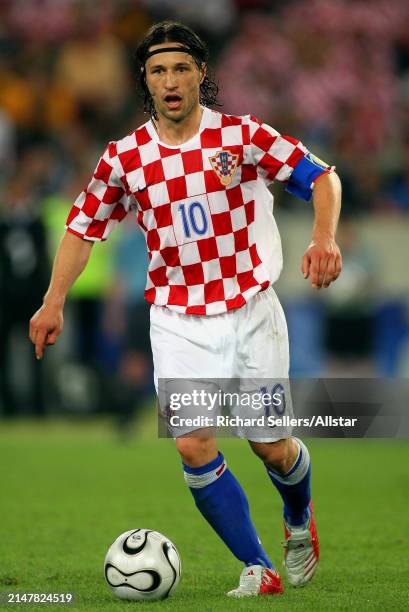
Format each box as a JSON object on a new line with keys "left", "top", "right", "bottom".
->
{"left": 104, "top": 529, "right": 181, "bottom": 601}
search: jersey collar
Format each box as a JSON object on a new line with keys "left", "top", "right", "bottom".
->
{"left": 145, "top": 106, "right": 212, "bottom": 149}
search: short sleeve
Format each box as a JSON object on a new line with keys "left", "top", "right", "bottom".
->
{"left": 248, "top": 115, "right": 334, "bottom": 201}
{"left": 66, "top": 142, "right": 131, "bottom": 241}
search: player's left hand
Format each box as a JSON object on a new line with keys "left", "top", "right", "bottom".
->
{"left": 302, "top": 237, "right": 342, "bottom": 289}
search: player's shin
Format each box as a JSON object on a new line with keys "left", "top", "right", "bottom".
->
{"left": 183, "top": 452, "right": 273, "bottom": 569}
{"left": 265, "top": 438, "right": 311, "bottom": 527}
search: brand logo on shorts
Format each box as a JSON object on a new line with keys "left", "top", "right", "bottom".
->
{"left": 209, "top": 150, "right": 239, "bottom": 186}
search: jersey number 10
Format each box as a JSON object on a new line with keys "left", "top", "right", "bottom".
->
{"left": 178, "top": 202, "right": 208, "bottom": 238}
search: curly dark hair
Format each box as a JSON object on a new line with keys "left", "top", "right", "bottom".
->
{"left": 135, "top": 21, "right": 220, "bottom": 119}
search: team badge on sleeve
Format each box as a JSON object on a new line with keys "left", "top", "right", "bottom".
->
{"left": 209, "top": 150, "right": 239, "bottom": 186}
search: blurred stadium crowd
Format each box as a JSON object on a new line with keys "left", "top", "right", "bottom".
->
{"left": 0, "top": 0, "right": 408, "bottom": 421}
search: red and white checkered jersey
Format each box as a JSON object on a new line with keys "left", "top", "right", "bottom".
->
{"left": 66, "top": 108, "right": 331, "bottom": 315}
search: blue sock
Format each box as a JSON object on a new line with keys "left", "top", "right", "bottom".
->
{"left": 183, "top": 452, "right": 273, "bottom": 568}
{"left": 265, "top": 438, "right": 311, "bottom": 527}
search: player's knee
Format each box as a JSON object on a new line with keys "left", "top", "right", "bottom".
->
{"left": 175, "top": 436, "right": 218, "bottom": 468}
{"left": 249, "top": 438, "right": 293, "bottom": 473}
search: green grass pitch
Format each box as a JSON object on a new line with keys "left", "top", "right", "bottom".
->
{"left": 0, "top": 411, "right": 408, "bottom": 611}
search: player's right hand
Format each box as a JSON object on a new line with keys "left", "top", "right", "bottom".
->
{"left": 29, "top": 304, "right": 64, "bottom": 360}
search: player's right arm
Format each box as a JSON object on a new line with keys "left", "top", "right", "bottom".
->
{"left": 30, "top": 141, "right": 131, "bottom": 359}
{"left": 29, "top": 231, "right": 93, "bottom": 359}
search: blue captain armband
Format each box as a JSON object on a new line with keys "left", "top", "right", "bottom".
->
{"left": 285, "top": 152, "right": 333, "bottom": 202}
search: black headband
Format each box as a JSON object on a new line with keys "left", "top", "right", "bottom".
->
{"left": 144, "top": 46, "right": 195, "bottom": 62}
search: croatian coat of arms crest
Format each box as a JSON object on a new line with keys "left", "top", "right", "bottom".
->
{"left": 209, "top": 150, "right": 239, "bottom": 186}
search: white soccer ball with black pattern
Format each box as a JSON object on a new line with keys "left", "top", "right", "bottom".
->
{"left": 104, "top": 529, "right": 181, "bottom": 601}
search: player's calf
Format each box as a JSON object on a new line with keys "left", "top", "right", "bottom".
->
{"left": 257, "top": 437, "right": 319, "bottom": 586}
{"left": 182, "top": 451, "right": 274, "bottom": 569}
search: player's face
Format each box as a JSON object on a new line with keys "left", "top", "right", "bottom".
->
{"left": 145, "top": 43, "right": 205, "bottom": 123}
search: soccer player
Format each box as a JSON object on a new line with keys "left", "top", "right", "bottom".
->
{"left": 29, "top": 21, "right": 342, "bottom": 597}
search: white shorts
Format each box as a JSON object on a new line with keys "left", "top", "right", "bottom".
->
{"left": 150, "top": 286, "right": 291, "bottom": 441}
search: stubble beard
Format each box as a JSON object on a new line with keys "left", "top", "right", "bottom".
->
{"left": 155, "top": 92, "right": 200, "bottom": 125}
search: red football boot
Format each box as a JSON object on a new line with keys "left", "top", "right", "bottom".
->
{"left": 283, "top": 502, "right": 319, "bottom": 587}
{"left": 227, "top": 565, "right": 284, "bottom": 597}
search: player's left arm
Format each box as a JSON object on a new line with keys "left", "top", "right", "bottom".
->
{"left": 247, "top": 116, "right": 342, "bottom": 289}
{"left": 303, "top": 171, "right": 342, "bottom": 289}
